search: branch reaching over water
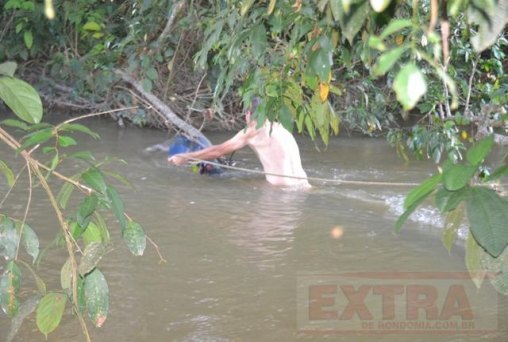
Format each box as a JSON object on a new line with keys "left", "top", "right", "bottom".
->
{"left": 114, "top": 69, "right": 212, "bottom": 146}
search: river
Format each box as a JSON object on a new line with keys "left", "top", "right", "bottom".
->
{"left": 1, "top": 119, "right": 506, "bottom": 341}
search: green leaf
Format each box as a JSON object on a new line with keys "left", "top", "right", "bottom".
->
{"left": 123, "top": 220, "right": 146, "bottom": 256}
{"left": 1, "top": 118, "right": 30, "bottom": 130}
{"left": 370, "top": 0, "right": 392, "bottom": 13}
{"left": 77, "top": 194, "right": 98, "bottom": 228}
{"left": 82, "top": 222, "right": 103, "bottom": 246}
{"left": 19, "top": 223, "right": 40, "bottom": 263}
{"left": 7, "top": 295, "right": 40, "bottom": 342}
{"left": 443, "top": 164, "right": 477, "bottom": 191}
{"left": 393, "top": 64, "right": 427, "bottom": 110}
{"left": 240, "top": 0, "right": 256, "bottom": 16}
{"left": 67, "top": 151, "right": 96, "bottom": 162}
{"left": 18, "top": 128, "right": 54, "bottom": 151}
{"left": 18, "top": 260, "right": 46, "bottom": 294}
{"left": 81, "top": 168, "right": 107, "bottom": 194}
{"left": 309, "top": 48, "right": 332, "bottom": 82}
{"left": 267, "top": 0, "right": 276, "bottom": 15}
{"left": 279, "top": 103, "right": 294, "bottom": 132}
{"left": 106, "top": 186, "right": 126, "bottom": 231}
{"left": 251, "top": 25, "right": 267, "bottom": 59}
{"left": 0, "top": 216, "right": 19, "bottom": 261}
{"left": 57, "top": 181, "right": 75, "bottom": 209}
{"left": 486, "top": 164, "right": 508, "bottom": 181}
{"left": 60, "top": 258, "right": 72, "bottom": 292}
{"left": 442, "top": 204, "right": 464, "bottom": 253}
{"left": 0, "top": 61, "right": 17, "bottom": 77}
{"left": 465, "top": 233, "right": 487, "bottom": 289}
{"left": 466, "top": 135, "right": 494, "bottom": 166}
{"left": 93, "top": 212, "right": 111, "bottom": 245}
{"left": 466, "top": 187, "right": 508, "bottom": 257}
{"left": 36, "top": 292, "right": 67, "bottom": 338}
{"left": 79, "top": 242, "right": 105, "bottom": 276}
{"left": 0, "top": 76, "right": 43, "bottom": 124}
{"left": 395, "top": 193, "right": 429, "bottom": 232}
{"left": 23, "top": 30, "right": 33, "bottom": 49}
{"left": 83, "top": 21, "right": 101, "bottom": 31}
{"left": 58, "top": 135, "right": 77, "bottom": 147}
{"left": 379, "top": 19, "right": 412, "bottom": 39}
{"left": 58, "top": 123, "right": 100, "bottom": 139}
{"left": 336, "top": 0, "right": 370, "bottom": 44}
{"left": 373, "top": 46, "right": 407, "bottom": 76}
{"left": 0, "top": 261, "right": 21, "bottom": 318}
{"left": 0, "top": 159, "right": 15, "bottom": 187}
{"left": 403, "top": 173, "right": 441, "bottom": 210}
{"left": 435, "top": 186, "right": 468, "bottom": 212}
{"left": 84, "top": 268, "right": 109, "bottom": 328}
{"left": 468, "top": 0, "right": 508, "bottom": 52}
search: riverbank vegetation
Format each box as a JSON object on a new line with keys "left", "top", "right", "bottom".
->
{"left": 1, "top": 0, "right": 508, "bottom": 340}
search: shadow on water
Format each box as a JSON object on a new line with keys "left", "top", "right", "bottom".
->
{"left": 1, "top": 121, "right": 507, "bottom": 341}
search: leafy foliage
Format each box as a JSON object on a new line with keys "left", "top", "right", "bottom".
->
{"left": 0, "top": 66, "right": 151, "bottom": 340}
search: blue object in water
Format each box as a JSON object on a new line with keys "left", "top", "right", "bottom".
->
{"left": 168, "top": 134, "right": 223, "bottom": 175}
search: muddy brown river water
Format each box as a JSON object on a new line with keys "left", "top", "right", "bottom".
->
{"left": 1, "top": 119, "right": 507, "bottom": 341}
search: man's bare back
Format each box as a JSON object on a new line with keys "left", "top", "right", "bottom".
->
{"left": 168, "top": 112, "right": 310, "bottom": 188}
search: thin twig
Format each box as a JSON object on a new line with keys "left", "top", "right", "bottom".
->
{"left": 146, "top": 235, "right": 167, "bottom": 264}
{"left": 14, "top": 160, "right": 33, "bottom": 260}
{"left": 464, "top": 60, "right": 477, "bottom": 119}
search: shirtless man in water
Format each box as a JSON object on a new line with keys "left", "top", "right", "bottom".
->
{"left": 167, "top": 104, "right": 310, "bottom": 188}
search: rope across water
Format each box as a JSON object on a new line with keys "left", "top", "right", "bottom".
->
{"left": 182, "top": 157, "right": 421, "bottom": 187}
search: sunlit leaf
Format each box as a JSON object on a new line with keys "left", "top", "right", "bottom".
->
{"left": 319, "top": 82, "right": 330, "bottom": 102}
{"left": 36, "top": 292, "right": 67, "bottom": 338}
{"left": 0, "top": 261, "right": 21, "bottom": 318}
{"left": 0, "top": 61, "right": 17, "bottom": 77}
{"left": 123, "top": 220, "right": 146, "bottom": 256}
{"left": 82, "top": 222, "right": 103, "bottom": 246}
{"left": 267, "top": 0, "right": 276, "bottom": 14}
{"left": 465, "top": 233, "right": 487, "bottom": 289}
{"left": 0, "top": 76, "right": 43, "bottom": 124}
{"left": 393, "top": 64, "right": 427, "bottom": 110}
{"left": 84, "top": 268, "right": 109, "bottom": 328}
{"left": 79, "top": 242, "right": 105, "bottom": 276}
{"left": 0, "top": 159, "right": 15, "bottom": 187}
{"left": 241, "top": 0, "right": 256, "bottom": 16}
{"left": 466, "top": 135, "right": 494, "bottom": 166}
{"left": 370, "top": 0, "right": 392, "bottom": 13}
{"left": 23, "top": 31, "right": 33, "bottom": 49}
{"left": 83, "top": 21, "right": 101, "bottom": 32}
{"left": 466, "top": 187, "right": 508, "bottom": 257}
